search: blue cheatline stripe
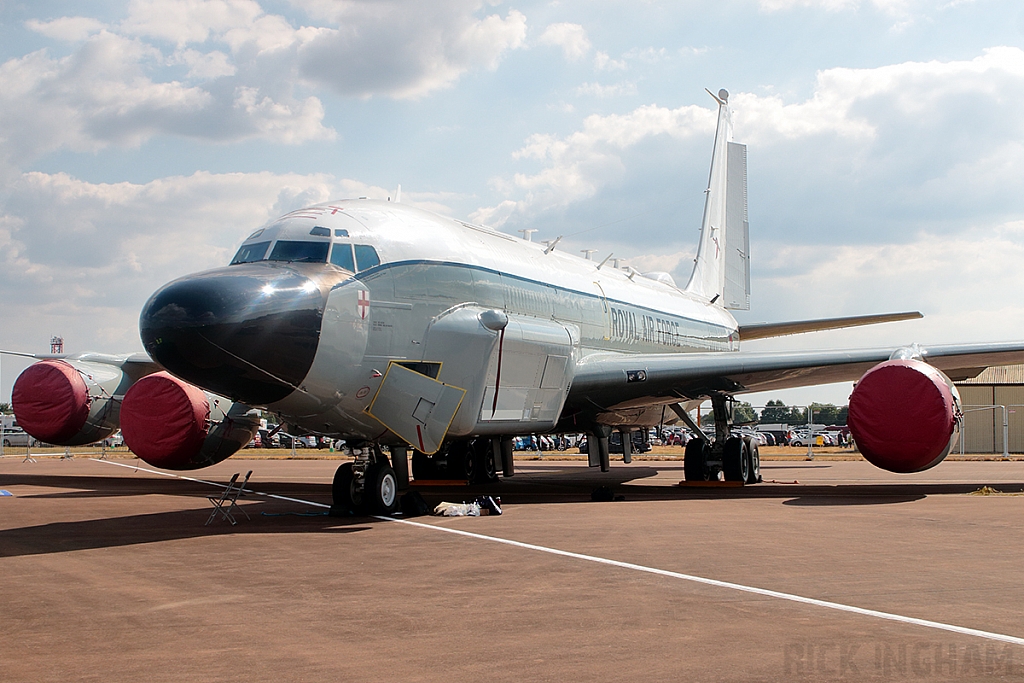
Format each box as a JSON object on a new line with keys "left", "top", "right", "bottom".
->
{"left": 331, "top": 258, "right": 735, "bottom": 338}
{"left": 91, "top": 458, "right": 1024, "bottom": 646}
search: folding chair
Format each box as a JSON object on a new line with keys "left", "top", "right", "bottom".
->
{"left": 206, "top": 471, "right": 252, "bottom": 525}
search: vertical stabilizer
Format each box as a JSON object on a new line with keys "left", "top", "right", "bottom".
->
{"left": 685, "top": 89, "right": 750, "bottom": 310}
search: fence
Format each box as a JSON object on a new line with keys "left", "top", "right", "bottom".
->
{"left": 959, "top": 404, "right": 1024, "bottom": 456}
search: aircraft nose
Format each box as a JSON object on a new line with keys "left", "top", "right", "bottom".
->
{"left": 139, "top": 264, "right": 326, "bottom": 405}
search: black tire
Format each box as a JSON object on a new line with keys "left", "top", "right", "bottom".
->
{"left": 447, "top": 441, "right": 474, "bottom": 481}
{"left": 365, "top": 463, "right": 399, "bottom": 515}
{"left": 332, "top": 462, "right": 362, "bottom": 511}
{"left": 722, "top": 436, "right": 749, "bottom": 482}
{"left": 745, "top": 437, "right": 761, "bottom": 485}
{"left": 684, "top": 439, "right": 710, "bottom": 482}
{"left": 470, "top": 439, "right": 498, "bottom": 483}
{"left": 2, "top": 439, "right": 10, "bottom": 447}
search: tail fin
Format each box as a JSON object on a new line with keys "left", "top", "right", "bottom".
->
{"left": 684, "top": 89, "right": 750, "bottom": 310}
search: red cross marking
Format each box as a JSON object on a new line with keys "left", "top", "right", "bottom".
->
{"left": 357, "top": 290, "right": 370, "bottom": 319}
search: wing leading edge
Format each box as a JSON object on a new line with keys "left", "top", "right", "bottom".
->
{"left": 568, "top": 341, "right": 1024, "bottom": 410}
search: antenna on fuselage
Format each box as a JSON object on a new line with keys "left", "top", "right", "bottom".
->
{"left": 596, "top": 253, "right": 614, "bottom": 270}
{"left": 543, "top": 236, "right": 563, "bottom": 254}
{"left": 581, "top": 249, "right": 597, "bottom": 260}
{"left": 395, "top": 185, "right": 401, "bottom": 203}
{"left": 518, "top": 229, "right": 537, "bottom": 241}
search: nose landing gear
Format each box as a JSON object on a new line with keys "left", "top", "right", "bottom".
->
{"left": 331, "top": 443, "right": 399, "bottom": 515}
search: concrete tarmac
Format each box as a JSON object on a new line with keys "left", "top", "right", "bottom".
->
{"left": 2, "top": 455, "right": 1024, "bottom": 682}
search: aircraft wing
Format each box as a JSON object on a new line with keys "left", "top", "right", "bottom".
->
{"left": 737, "top": 311, "right": 923, "bottom": 341}
{"left": 569, "top": 341, "right": 1024, "bottom": 407}
{"left": 0, "top": 350, "right": 162, "bottom": 381}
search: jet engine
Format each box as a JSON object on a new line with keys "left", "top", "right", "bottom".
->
{"left": 12, "top": 359, "right": 126, "bottom": 446}
{"left": 847, "top": 358, "right": 961, "bottom": 473}
{"left": 120, "top": 372, "right": 260, "bottom": 470}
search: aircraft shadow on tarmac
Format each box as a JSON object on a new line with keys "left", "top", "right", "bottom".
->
{"left": 3, "top": 467, "right": 1023, "bottom": 557}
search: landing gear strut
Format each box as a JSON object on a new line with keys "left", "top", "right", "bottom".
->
{"left": 331, "top": 443, "right": 399, "bottom": 515}
{"left": 677, "top": 394, "right": 761, "bottom": 484}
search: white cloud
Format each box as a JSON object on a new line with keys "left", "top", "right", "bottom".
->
{"left": 171, "top": 48, "right": 237, "bottom": 79}
{"left": 297, "top": 2, "right": 527, "bottom": 99}
{"left": 121, "top": 0, "right": 264, "bottom": 46}
{"left": 574, "top": 82, "right": 638, "bottom": 97}
{"left": 3, "top": 1, "right": 532, "bottom": 166}
{"left": 476, "top": 103, "right": 712, "bottom": 222}
{"left": 26, "top": 17, "right": 107, "bottom": 42}
{"left": 594, "top": 51, "right": 627, "bottom": 71}
{"left": 747, "top": 220, "right": 1024, "bottom": 345}
{"left": 538, "top": 23, "right": 591, "bottom": 62}
{"left": 0, "top": 31, "right": 333, "bottom": 163}
{"left": 476, "top": 47, "right": 1024, "bottom": 242}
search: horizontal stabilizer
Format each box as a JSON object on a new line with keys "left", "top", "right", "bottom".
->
{"left": 738, "top": 312, "right": 923, "bottom": 341}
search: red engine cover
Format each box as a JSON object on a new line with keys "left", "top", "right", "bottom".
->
{"left": 120, "top": 372, "right": 210, "bottom": 469}
{"left": 848, "top": 359, "right": 958, "bottom": 473}
{"left": 12, "top": 360, "right": 91, "bottom": 443}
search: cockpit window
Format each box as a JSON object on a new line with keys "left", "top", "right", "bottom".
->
{"left": 330, "top": 243, "right": 355, "bottom": 271}
{"left": 231, "top": 241, "right": 271, "bottom": 264}
{"left": 268, "top": 240, "right": 330, "bottom": 263}
{"left": 334, "top": 229, "right": 349, "bottom": 237}
{"left": 354, "top": 244, "right": 380, "bottom": 271}
{"left": 309, "top": 226, "right": 331, "bottom": 237}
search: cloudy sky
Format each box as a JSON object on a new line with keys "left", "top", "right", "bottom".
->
{"left": 2, "top": 0, "right": 1024, "bottom": 408}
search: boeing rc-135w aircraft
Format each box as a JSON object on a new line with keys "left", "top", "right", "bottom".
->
{"left": 10, "top": 89, "right": 1024, "bottom": 514}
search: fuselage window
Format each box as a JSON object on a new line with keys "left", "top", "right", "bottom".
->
{"left": 268, "top": 240, "right": 330, "bottom": 263}
{"left": 330, "top": 243, "right": 355, "bottom": 271}
{"left": 231, "top": 241, "right": 271, "bottom": 264}
{"left": 354, "top": 244, "right": 380, "bottom": 271}
{"left": 309, "top": 226, "right": 331, "bottom": 237}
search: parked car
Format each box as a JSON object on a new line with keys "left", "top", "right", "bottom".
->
{"left": 577, "top": 431, "right": 652, "bottom": 454}
{"left": 102, "top": 431, "right": 124, "bottom": 448}
{"left": 1, "top": 429, "right": 35, "bottom": 447}
{"left": 791, "top": 431, "right": 834, "bottom": 447}
{"left": 661, "top": 427, "right": 690, "bottom": 446}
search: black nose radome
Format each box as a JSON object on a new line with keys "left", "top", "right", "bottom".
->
{"left": 140, "top": 264, "right": 325, "bottom": 405}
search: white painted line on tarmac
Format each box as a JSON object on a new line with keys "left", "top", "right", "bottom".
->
{"left": 90, "top": 458, "right": 331, "bottom": 509}
{"left": 375, "top": 517, "right": 1024, "bottom": 647}
{"left": 89, "top": 458, "right": 1024, "bottom": 646}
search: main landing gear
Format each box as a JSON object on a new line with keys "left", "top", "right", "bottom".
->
{"left": 331, "top": 443, "right": 399, "bottom": 515}
{"left": 410, "top": 437, "right": 506, "bottom": 484}
{"left": 681, "top": 394, "right": 761, "bottom": 485}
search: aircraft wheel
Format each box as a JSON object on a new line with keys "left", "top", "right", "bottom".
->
{"left": 744, "top": 437, "right": 761, "bottom": 484}
{"left": 365, "top": 462, "right": 399, "bottom": 515}
{"left": 472, "top": 439, "right": 498, "bottom": 483}
{"left": 478, "top": 448, "right": 497, "bottom": 483}
{"left": 447, "top": 441, "right": 474, "bottom": 481}
{"left": 684, "top": 439, "right": 711, "bottom": 481}
{"left": 332, "top": 462, "right": 362, "bottom": 512}
{"left": 722, "top": 436, "right": 749, "bottom": 482}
